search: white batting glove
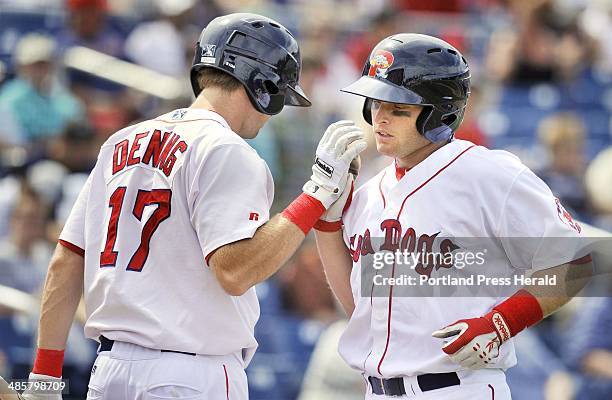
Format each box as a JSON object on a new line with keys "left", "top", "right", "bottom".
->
{"left": 314, "top": 156, "right": 360, "bottom": 231}
{"left": 304, "top": 121, "right": 366, "bottom": 209}
{"left": 20, "top": 373, "right": 63, "bottom": 400}
{"left": 0, "top": 375, "right": 21, "bottom": 399}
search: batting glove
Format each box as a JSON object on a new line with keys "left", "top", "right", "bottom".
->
{"left": 303, "top": 121, "right": 366, "bottom": 209}
{"left": 0, "top": 375, "right": 21, "bottom": 399}
{"left": 431, "top": 312, "right": 511, "bottom": 369}
{"left": 314, "top": 156, "right": 360, "bottom": 231}
{"left": 432, "top": 290, "right": 544, "bottom": 369}
{"left": 20, "top": 373, "right": 63, "bottom": 400}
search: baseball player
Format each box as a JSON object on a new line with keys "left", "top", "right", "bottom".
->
{"left": 314, "top": 34, "right": 592, "bottom": 399}
{"left": 1, "top": 13, "right": 366, "bottom": 400}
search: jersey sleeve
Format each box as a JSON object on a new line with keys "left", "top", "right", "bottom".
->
{"left": 58, "top": 172, "right": 93, "bottom": 256}
{"left": 497, "top": 168, "right": 587, "bottom": 271}
{"left": 187, "top": 143, "right": 273, "bottom": 262}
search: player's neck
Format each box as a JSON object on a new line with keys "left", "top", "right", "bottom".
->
{"left": 190, "top": 87, "right": 252, "bottom": 135}
{"left": 395, "top": 141, "right": 446, "bottom": 170}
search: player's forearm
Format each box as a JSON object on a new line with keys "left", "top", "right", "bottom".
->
{"left": 523, "top": 260, "right": 592, "bottom": 317}
{"left": 38, "top": 244, "right": 84, "bottom": 350}
{"left": 433, "top": 259, "right": 593, "bottom": 368}
{"left": 314, "top": 230, "right": 355, "bottom": 316}
{"left": 211, "top": 213, "right": 305, "bottom": 296}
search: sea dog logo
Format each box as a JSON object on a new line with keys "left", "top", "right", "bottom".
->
{"left": 368, "top": 49, "right": 394, "bottom": 79}
{"left": 555, "top": 198, "right": 581, "bottom": 233}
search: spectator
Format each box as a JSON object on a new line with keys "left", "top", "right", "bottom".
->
{"left": 57, "top": 0, "right": 127, "bottom": 93}
{"left": 578, "top": 0, "right": 612, "bottom": 75}
{"left": 277, "top": 239, "right": 338, "bottom": 325}
{"left": 485, "top": 1, "right": 555, "bottom": 84}
{"left": 26, "top": 121, "right": 98, "bottom": 240}
{"left": 537, "top": 113, "right": 588, "bottom": 217}
{"left": 344, "top": 9, "right": 399, "bottom": 72}
{"left": 0, "top": 182, "right": 52, "bottom": 295}
{"left": 45, "top": 121, "right": 98, "bottom": 173}
{"left": 394, "top": 0, "right": 465, "bottom": 13}
{"left": 485, "top": 0, "right": 596, "bottom": 85}
{"left": 506, "top": 328, "right": 576, "bottom": 400}
{"left": 565, "top": 297, "right": 612, "bottom": 399}
{"left": 301, "top": 20, "right": 361, "bottom": 122}
{"left": 555, "top": 24, "right": 595, "bottom": 82}
{"left": 60, "top": 0, "right": 124, "bottom": 59}
{"left": 124, "top": 0, "right": 196, "bottom": 77}
{"left": 585, "top": 146, "right": 612, "bottom": 231}
{"left": 0, "top": 34, "right": 84, "bottom": 146}
{"left": 247, "top": 240, "right": 339, "bottom": 400}
{"left": 0, "top": 181, "right": 95, "bottom": 397}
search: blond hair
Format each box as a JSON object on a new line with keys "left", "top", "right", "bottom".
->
{"left": 538, "top": 113, "right": 586, "bottom": 151}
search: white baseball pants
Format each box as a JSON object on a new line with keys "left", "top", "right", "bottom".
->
{"left": 365, "top": 369, "right": 511, "bottom": 400}
{"left": 86, "top": 340, "right": 248, "bottom": 400}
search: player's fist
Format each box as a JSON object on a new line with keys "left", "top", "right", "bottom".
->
{"left": 304, "top": 121, "right": 367, "bottom": 209}
{"left": 432, "top": 311, "right": 511, "bottom": 369}
{"left": 314, "top": 174, "right": 355, "bottom": 231}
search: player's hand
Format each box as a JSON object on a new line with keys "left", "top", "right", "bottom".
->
{"left": 431, "top": 312, "right": 511, "bottom": 369}
{"left": 19, "top": 373, "right": 63, "bottom": 400}
{"left": 348, "top": 154, "right": 361, "bottom": 177}
{"left": 303, "top": 121, "right": 366, "bottom": 209}
{"left": 0, "top": 375, "right": 22, "bottom": 400}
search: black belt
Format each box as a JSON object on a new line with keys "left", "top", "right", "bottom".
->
{"left": 368, "top": 372, "right": 460, "bottom": 396}
{"left": 98, "top": 336, "right": 196, "bottom": 356}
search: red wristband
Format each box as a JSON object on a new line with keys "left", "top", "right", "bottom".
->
{"left": 32, "top": 348, "right": 64, "bottom": 378}
{"left": 313, "top": 180, "right": 354, "bottom": 232}
{"left": 281, "top": 193, "right": 326, "bottom": 235}
{"left": 486, "top": 289, "right": 543, "bottom": 339}
{"left": 314, "top": 219, "right": 343, "bottom": 232}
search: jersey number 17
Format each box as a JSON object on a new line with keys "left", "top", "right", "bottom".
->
{"left": 100, "top": 187, "right": 171, "bottom": 271}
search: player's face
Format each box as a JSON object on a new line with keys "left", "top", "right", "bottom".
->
{"left": 370, "top": 100, "right": 429, "bottom": 158}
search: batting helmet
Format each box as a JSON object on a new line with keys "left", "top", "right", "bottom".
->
{"left": 190, "top": 13, "right": 311, "bottom": 115}
{"left": 342, "top": 34, "right": 470, "bottom": 142}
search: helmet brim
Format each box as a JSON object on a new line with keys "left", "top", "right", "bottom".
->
{"left": 341, "top": 76, "right": 427, "bottom": 105}
{"left": 285, "top": 84, "right": 311, "bottom": 107}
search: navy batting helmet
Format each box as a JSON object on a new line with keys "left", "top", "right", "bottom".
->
{"left": 342, "top": 34, "right": 470, "bottom": 142}
{"left": 190, "top": 13, "right": 311, "bottom": 115}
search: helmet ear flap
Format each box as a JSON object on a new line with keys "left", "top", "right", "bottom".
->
{"left": 416, "top": 106, "right": 433, "bottom": 136}
{"left": 362, "top": 98, "right": 373, "bottom": 125}
{"left": 417, "top": 106, "right": 454, "bottom": 143}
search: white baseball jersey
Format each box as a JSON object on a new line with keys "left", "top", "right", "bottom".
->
{"left": 339, "top": 139, "right": 584, "bottom": 378}
{"left": 59, "top": 108, "right": 273, "bottom": 364}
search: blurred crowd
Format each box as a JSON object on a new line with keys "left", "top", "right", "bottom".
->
{"left": 0, "top": 0, "right": 611, "bottom": 399}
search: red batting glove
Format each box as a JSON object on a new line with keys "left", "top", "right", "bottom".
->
{"left": 432, "top": 290, "right": 543, "bottom": 369}
{"left": 431, "top": 312, "right": 511, "bottom": 369}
